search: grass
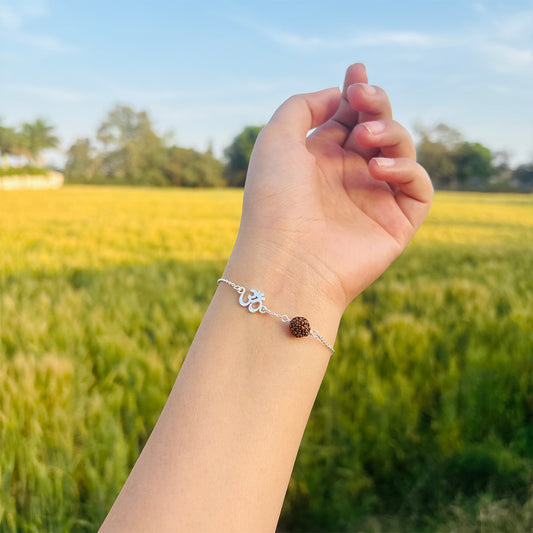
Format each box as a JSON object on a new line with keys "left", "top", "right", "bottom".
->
{"left": 1, "top": 186, "right": 532, "bottom": 532}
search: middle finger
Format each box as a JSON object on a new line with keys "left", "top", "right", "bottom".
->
{"left": 343, "top": 83, "right": 394, "bottom": 157}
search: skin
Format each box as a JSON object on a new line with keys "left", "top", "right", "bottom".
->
{"left": 100, "top": 63, "right": 433, "bottom": 532}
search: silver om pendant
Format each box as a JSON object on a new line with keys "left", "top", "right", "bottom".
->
{"left": 239, "top": 288, "right": 265, "bottom": 313}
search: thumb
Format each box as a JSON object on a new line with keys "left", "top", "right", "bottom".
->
{"left": 265, "top": 87, "right": 342, "bottom": 143}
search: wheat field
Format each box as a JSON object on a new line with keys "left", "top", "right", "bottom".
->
{"left": 1, "top": 187, "right": 532, "bottom": 532}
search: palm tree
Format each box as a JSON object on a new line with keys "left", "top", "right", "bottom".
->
{"left": 21, "top": 119, "right": 59, "bottom": 167}
{"left": 0, "top": 122, "right": 19, "bottom": 169}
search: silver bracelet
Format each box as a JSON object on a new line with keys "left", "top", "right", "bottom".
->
{"left": 217, "top": 278, "right": 335, "bottom": 355}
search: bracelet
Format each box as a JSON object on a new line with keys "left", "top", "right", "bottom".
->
{"left": 217, "top": 278, "right": 335, "bottom": 355}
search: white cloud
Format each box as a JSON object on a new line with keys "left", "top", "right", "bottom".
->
{"left": 472, "top": 2, "right": 488, "bottom": 15}
{"left": 14, "top": 32, "right": 74, "bottom": 53}
{"left": 0, "top": 0, "right": 48, "bottom": 28}
{"left": 0, "top": 0, "right": 71, "bottom": 53}
{"left": 496, "top": 9, "right": 533, "bottom": 42}
{"left": 0, "top": 5, "right": 20, "bottom": 28}
{"left": 16, "top": 84, "right": 85, "bottom": 102}
{"left": 230, "top": 14, "right": 444, "bottom": 52}
{"left": 104, "top": 78, "right": 297, "bottom": 107}
{"left": 19, "top": 0, "right": 48, "bottom": 18}
{"left": 472, "top": 8, "right": 533, "bottom": 74}
{"left": 235, "top": 7, "right": 533, "bottom": 76}
{"left": 105, "top": 86, "right": 194, "bottom": 103}
{"left": 257, "top": 27, "right": 442, "bottom": 51}
{"left": 482, "top": 43, "right": 533, "bottom": 73}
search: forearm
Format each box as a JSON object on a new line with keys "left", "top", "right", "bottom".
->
{"left": 100, "top": 62, "right": 433, "bottom": 532}
{"left": 100, "top": 246, "right": 342, "bottom": 532}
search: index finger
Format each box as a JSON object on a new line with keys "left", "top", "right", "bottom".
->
{"left": 310, "top": 63, "right": 368, "bottom": 145}
{"left": 265, "top": 87, "right": 341, "bottom": 143}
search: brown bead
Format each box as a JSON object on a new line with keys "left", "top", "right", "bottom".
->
{"left": 289, "top": 316, "right": 311, "bottom": 338}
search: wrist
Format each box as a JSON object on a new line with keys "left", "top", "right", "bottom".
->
{"left": 221, "top": 236, "right": 344, "bottom": 350}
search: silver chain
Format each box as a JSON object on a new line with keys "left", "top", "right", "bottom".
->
{"left": 217, "top": 278, "right": 334, "bottom": 355}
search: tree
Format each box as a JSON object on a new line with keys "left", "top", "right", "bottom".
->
{"left": 64, "top": 138, "right": 101, "bottom": 182}
{"left": 21, "top": 118, "right": 59, "bottom": 166}
{"left": 97, "top": 105, "right": 166, "bottom": 183}
{"left": 415, "top": 123, "right": 461, "bottom": 189}
{"left": 165, "top": 146, "right": 225, "bottom": 187}
{"left": 512, "top": 162, "right": 533, "bottom": 191}
{"left": 223, "top": 125, "right": 263, "bottom": 187}
{"left": 0, "top": 123, "right": 17, "bottom": 168}
{"left": 415, "top": 124, "right": 496, "bottom": 190}
{"left": 0, "top": 122, "right": 31, "bottom": 168}
{"left": 454, "top": 142, "right": 495, "bottom": 189}
{"left": 74, "top": 104, "right": 228, "bottom": 187}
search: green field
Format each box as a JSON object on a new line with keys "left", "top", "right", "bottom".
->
{"left": 1, "top": 187, "right": 532, "bottom": 532}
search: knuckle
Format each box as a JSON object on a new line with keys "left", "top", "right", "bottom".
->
{"left": 416, "top": 162, "right": 435, "bottom": 197}
{"left": 389, "top": 119, "right": 406, "bottom": 132}
{"left": 286, "top": 93, "right": 305, "bottom": 106}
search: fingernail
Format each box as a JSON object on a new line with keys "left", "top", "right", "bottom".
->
{"left": 361, "top": 121, "right": 385, "bottom": 135}
{"left": 360, "top": 83, "right": 377, "bottom": 96}
{"left": 374, "top": 157, "right": 395, "bottom": 168}
{"left": 347, "top": 83, "right": 377, "bottom": 97}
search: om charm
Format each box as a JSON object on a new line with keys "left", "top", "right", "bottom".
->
{"left": 239, "top": 288, "right": 265, "bottom": 313}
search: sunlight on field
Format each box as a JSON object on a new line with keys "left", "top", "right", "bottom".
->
{"left": 416, "top": 192, "right": 533, "bottom": 245}
{"left": 2, "top": 188, "right": 532, "bottom": 275}
{"left": 0, "top": 187, "right": 242, "bottom": 273}
{"left": 1, "top": 186, "right": 532, "bottom": 532}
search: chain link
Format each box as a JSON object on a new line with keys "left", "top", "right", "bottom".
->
{"left": 309, "top": 329, "right": 335, "bottom": 354}
{"left": 217, "top": 278, "right": 334, "bottom": 355}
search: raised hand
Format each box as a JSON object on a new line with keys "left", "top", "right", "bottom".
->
{"left": 232, "top": 63, "right": 433, "bottom": 313}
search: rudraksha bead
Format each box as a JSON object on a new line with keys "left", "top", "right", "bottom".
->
{"left": 289, "top": 316, "right": 311, "bottom": 338}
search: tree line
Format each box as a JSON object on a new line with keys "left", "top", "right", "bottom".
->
{"left": 415, "top": 123, "right": 532, "bottom": 192}
{"left": 1, "top": 106, "right": 531, "bottom": 191}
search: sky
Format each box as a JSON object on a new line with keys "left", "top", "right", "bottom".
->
{"left": 0, "top": 0, "right": 532, "bottom": 167}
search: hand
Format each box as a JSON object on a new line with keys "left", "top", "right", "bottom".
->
{"left": 229, "top": 63, "right": 433, "bottom": 314}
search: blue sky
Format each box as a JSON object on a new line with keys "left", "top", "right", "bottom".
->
{"left": 1, "top": 0, "right": 532, "bottom": 166}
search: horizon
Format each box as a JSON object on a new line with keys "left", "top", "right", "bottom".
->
{"left": 1, "top": 0, "right": 532, "bottom": 167}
